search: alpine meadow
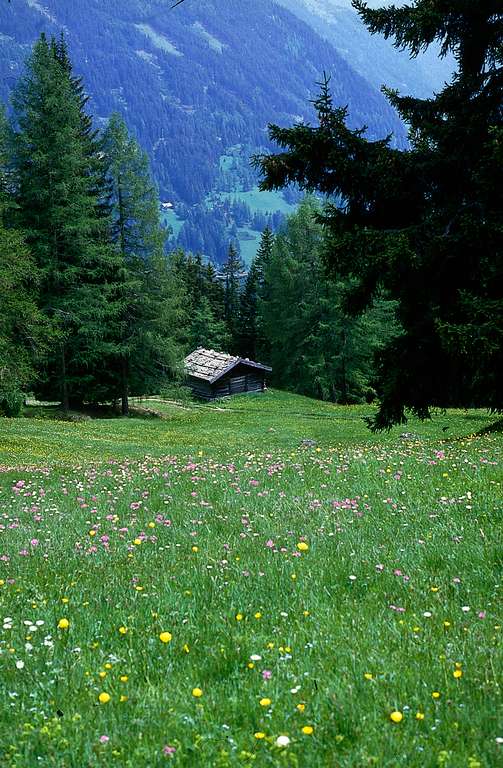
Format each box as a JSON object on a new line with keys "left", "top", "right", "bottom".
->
{"left": 0, "top": 2, "right": 501, "bottom": 768}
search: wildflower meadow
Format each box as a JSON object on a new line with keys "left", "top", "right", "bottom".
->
{"left": 0, "top": 392, "right": 501, "bottom": 767}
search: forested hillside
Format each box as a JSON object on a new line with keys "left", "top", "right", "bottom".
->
{"left": 0, "top": 0, "right": 405, "bottom": 204}
{"left": 277, "top": 0, "right": 454, "bottom": 97}
{"left": 0, "top": 0, "right": 411, "bottom": 260}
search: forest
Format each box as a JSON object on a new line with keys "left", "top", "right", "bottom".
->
{"left": 1, "top": 0, "right": 501, "bottom": 432}
{"left": 0, "top": 33, "right": 397, "bottom": 419}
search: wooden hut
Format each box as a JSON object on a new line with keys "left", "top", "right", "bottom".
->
{"left": 184, "top": 348, "right": 272, "bottom": 400}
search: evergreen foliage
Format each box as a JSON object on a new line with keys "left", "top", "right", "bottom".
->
{"left": 0, "top": 108, "right": 46, "bottom": 414}
{"left": 256, "top": 1, "right": 503, "bottom": 428}
{"left": 237, "top": 260, "right": 260, "bottom": 360}
{"left": 222, "top": 242, "right": 245, "bottom": 352}
{"left": 0, "top": 36, "right": 188, "bottom": 414}
{"left": 11, "top": 34, "right": 118, "bottom": 410}
{"left": 257, "top": 199, "right": 399, "bottom": 403}
{"left": 171, "top": 251, "right": 230, "bottom": 352}
{"left": 254, "top": 225, "right": 275, "bottom": 362}
{"left": 101, "top": 113, "right": 185, "bottom": 414}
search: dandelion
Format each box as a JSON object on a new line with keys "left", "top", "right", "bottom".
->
{"left": 390, "top": 711, "right": 403, "bottom": 723}
{"left": 192, "top": 546, "right": 199, "bottom": 553}
{"left": 192, "top": 687, "right": 203, "bottom": 698}
{"left": 254, "top": 612, "right": 262, "bottom": 619}
{"left": 302, "top": 725, "right": 314, "bottom": 735}
{"left": 254, "top": 732, "right": 266, "bottom": 740}
{"left": 118, "top": 626, "right": 128, "bottom": 635}
{"left": 453, "top": 669, "right": 463, "bottom": 678}
{"left": 235, "top": 613, "right": 243, "bottom": 621}
{"left": 57, "top": 618, "right": 69, "bottom": 630}
{"left": 432, "top": 691, "right": 441, "bottom": 699}
{"left": 159, "top": 631, "right": 172, "bottom": 644}
{"left": 297, "top": 542, "right": 309, "bottom": 552}
{"left": 416, "top": 712, "right": 425, "bottom": 720}
{"left": 260, "top": 697, "right": 271, "bottom": 707}
{"left": 120, "top": 675, "right": 128, "bottom": 682}
{"left": 98, "top": 692, "right": 111, "bottom": 704}
{"left": 364, "top": 673, "right": 373, "bottom": 680}
{"left": 296, "top": 703, "right": 305, "bottom": 712}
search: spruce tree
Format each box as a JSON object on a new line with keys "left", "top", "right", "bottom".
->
{"left": 237, "top": 260, "right": 259, "bottom": 359}
{"left": 222, "top": 242, "right": 244, "bottom": 352}
{"left": 254, "top": 225, "right": 275, "bottom": 362}
{"left": 11, "top": 34, "right": 118, "bottom": 410}
{"left": 260, "top": 199, "right": 399, "bottom": 403}
{"left": 102, "top": 113, "right": 184, "bottom": 413}
{"left": 0, "top": 106, "right": 46, "bottom": 415}
{"left": 256, "top": 1, "right": 503, "bottom": 428}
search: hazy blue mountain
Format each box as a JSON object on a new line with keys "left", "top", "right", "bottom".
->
{"left": 0, "top": 0, "right": 448, "bottom": 262}
{"left": 0, "top": 1, "right": 404, "bottom": 200}
{"left": 276, "top": 0, "right": 454, "bottom": 98}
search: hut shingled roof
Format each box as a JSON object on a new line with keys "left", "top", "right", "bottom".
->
{"left": 184, "top": 348, "right": 271, "bottom": 384}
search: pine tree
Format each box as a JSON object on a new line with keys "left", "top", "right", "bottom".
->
{"left": 101, "top": 112, "right": 184, "bottom": 413}
{"left": 11, "top": 34, "right": 118, "bottom": 410}
{"left": 256, "top": 1, "right": 503, "bottom": 428}
{"left": 222, "top": 242, "right": 244, "bottom": 352}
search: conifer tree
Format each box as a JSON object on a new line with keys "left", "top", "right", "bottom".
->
{"left": 189, "top": 296, "right": 231, "bottom": 351}
{"left": 102, "top": 113, "right": 185, "bottom": 413}
{"left": 254, "top": 225, "right": 275, "bottom": 362}
{"left": 238, "top": 260, "right": 259, "bottom": 359}
{"left": 260, "top": 199, "right": 399, "bottom": 402}
{"left": 256, "top": 1, "right": 503, "bottom": 428}
{"left": 0, "top": 106, "right": 46, "bottom": 415}
{"left": 11, "top": 34, "right": 118, "bottom": 410}
{"left": 222, "top": 242, "right": 244, "bottom": 351}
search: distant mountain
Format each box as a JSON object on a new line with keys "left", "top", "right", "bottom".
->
{"left": 0, "top": 0, "right": 405, "bottom": 202}
{"left": 276, "top": 0, "right": 454, "bottom": 98}
{"left": 0, "top": 0, "right": 449, "bottom": 262}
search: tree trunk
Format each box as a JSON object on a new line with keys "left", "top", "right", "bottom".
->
{"left": 340, "top": 326, "right": 348, "bottom": 405}
{"left": 61, "top": 344, "right": 69, "bottom": 414}
{"left": 121, "top": 356, "right": 129, "bottom": 416}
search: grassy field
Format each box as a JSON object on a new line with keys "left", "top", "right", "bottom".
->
{"left": 0, "top": 391, "right": 501, "bottom": 767}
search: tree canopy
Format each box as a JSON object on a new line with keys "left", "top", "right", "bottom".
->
{"left": 255, "top": 0, "right": 503, "bottom": 428}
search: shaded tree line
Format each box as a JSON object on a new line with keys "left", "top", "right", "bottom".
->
{"left": 0, "top": 33, "right": 402, "bottom": 415}
{"left": 0, "top": 34, "right": 186, "bottom": 415}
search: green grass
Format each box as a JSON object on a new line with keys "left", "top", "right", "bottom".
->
{"left": 160, "top": 209, "right": 184, "bottom": 239}
{"left": 0, "top": 391, "right": 501, "bottom": 767}
{"left": 217, "top": 188, "right": 297, "bottom": 216}
{"left": 237, "top": 227, "right": 261, "bottom": 265}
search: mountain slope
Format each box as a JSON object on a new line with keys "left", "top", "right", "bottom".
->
{"left": 0, "top": 0, "right": 406, "bottom": 210}
{"left": 276, "top": 0, "right": 454, "bottom": 98}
